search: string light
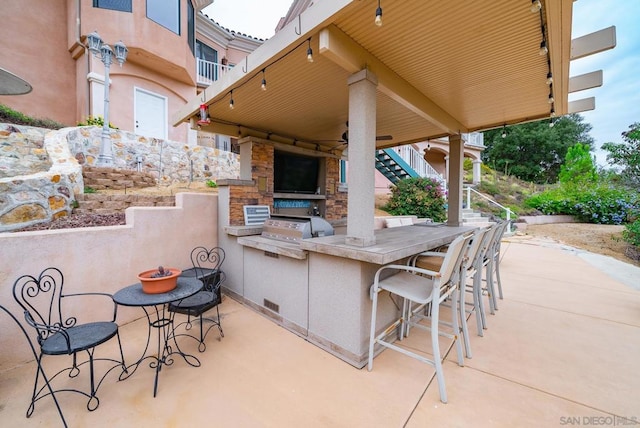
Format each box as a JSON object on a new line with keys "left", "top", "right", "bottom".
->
{"left": 539, "top": 40, "right": 548, "bottom": 56}
{"left": 229, "top": 90, "right": 235, "bottom": 109}
{"left": 306, "top": 38, "right": 313, "bottom": 63}
{"left": 530, "top": 0, "right": 542, "bottom": 13}
{"left": 550, "top": 108, "right": 556, "bottom": 117}
{"left": 261, "top": 69, "right": 267, "bottom": 91}
{"left": 548, "top": 91, "right": 554, "bottom": 104}
{"left": 501, "top": 125, "right": 507, "bottom": 138}
{"left": 546, "top": 72, "right": 553, "bottom": 85}
{"left": 375, "top": 0, "right": 383, "bottom": 26}
{"left": 549, "top": 118, "right": 555, "bottom": 128}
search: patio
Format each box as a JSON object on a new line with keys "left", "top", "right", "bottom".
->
{"left": 1, "top": 235, "right": 639, "bottom": 427}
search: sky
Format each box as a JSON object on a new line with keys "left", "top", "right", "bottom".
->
{"left": 203, "top": 0, "right": 640, "bottom": 166}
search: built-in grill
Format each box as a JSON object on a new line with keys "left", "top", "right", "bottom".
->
{"left": 261, "top": 215, "right": 334, "bottom": 243}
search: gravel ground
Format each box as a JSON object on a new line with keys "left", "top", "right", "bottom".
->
{"left": 521, "top": 223, "right": 638, "bottom": 266}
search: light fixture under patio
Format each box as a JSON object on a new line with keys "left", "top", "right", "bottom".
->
{"left": 375, "top": 0, "right": 383, "bottom": 26}
{"left": 86, "top": 30, "right": 128, "bottom": 167}
{"left": 261, "top": 69, "right": 267, "bottom": 91}
{"left": 530, "top": 0, "right": 542, "bottom": 13}
{"left": 306, "top": 38, "right": 314, "bottom": 63}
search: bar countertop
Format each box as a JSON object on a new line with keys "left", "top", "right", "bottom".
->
{"left": 302, "top": 224, "right": 476, "bottom": 265}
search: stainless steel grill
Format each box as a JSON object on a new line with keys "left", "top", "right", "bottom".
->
{"left": 261, "top": 216, "right": 334, "bottom": 243}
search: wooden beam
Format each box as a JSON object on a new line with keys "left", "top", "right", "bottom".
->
{"left": 568, "top": 97, "right": 595, "bottom": 114}
{"left": 571, "top": 26, "right": 617, "bottom": 60}
{"left": 569, "top": 70, "right": 603, "bottom": 93}
{"left": 318, "top": 25, "right": 467, "bottom": 135}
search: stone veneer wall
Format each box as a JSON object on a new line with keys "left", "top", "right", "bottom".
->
{"left": 0, "top": 125, "right": 84, "bottom": 232}
{"left": 0, "top": 123, "right": 239, "bottom": 232}
{"left": 225, "top": 139, "right": 348, "bottom": 226}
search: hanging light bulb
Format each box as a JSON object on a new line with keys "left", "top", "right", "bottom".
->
{"left": 548, "top": 92, "right": 554, "bottom": 104}
{"left": 549, "top": 118, "right": 555, "bottom": 128}
{"left": 501, "top": 125, "right": 507, "bottom": 139}
{"left": 229, "top": 90, "right": 235, "bottom": 109}
{"left": 261, "top": 69, "right": 267, "bottom": 91}
{"left": 306, "top": 38, "right": 313, "bottom": 63}
{"left": 550, "top": 108, "right": 556, "bottom": 118}
{"left": 539, "top": 40, "right": 548, "bottom": 56}
{"left": 375, "top": 0, "right": 383, "bottom": 26}
{"left": 546, "top": 72, "right": 553, "bottom": 85}
{"left": 530, "top": 0, "right": 542, "bottom": 13}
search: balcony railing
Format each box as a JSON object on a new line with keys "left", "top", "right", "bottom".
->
{"left": 197, "top": 59, "right": 232, "bottom": 85}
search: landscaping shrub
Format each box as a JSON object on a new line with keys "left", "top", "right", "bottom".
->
{"left": 0, "top": 103, "right": 66, "bottom": 129}
{"left": 623, "top": 208, "right": 640, "bottom": 248}
{"left": 525, "top": 184, "right": 638, "bottom": 225}
{"left": 383, "top": 177, "right": 446, "bottom": 222}
{"left": 77, "top": 115, "right": 118, "bottom": 129}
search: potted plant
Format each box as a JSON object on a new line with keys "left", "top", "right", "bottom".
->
{"left": 137, "top": 266, "right": 182, "bottom": 294}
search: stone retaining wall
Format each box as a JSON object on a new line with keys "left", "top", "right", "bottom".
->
{"left": 82, "top": 166, "right": 156, "bottom": 190}
{"left": 74, "top": 193, "right": 175, "bottom": 214}
{"left": 0, "top": 123, "right": 239, "bottom": 232}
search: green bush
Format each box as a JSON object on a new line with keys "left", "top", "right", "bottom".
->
{"left": 206, "top": 180, "right": 218, "bottom": 188}
{"left": 525, "top": 184, "right": 638, "bottom": 225}
{"left": 77, "top": 115, "right": 118, "bottom": 129}
{"left": 383, "top": 177, "right": 446, "bottom": 222}
{"left": 622, "top": 216, "right": 640, "bottom": 249}
{"left": 0, "top": 103, "right": 66, "bottom": 129}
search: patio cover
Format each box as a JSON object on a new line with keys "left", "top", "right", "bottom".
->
{"left": 173, "top": 0, "right": 577, "bottom": 245}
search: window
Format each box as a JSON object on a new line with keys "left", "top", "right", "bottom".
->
{"left": 187, "top": 0, "right": 194, "bottom": 54}
{"left": 94, "top": 0, "right": 132, "bottom": 12}
{"left": 196, "top": 41, "right": 218, "bottom": 81}
{"left": 147, "top": 0, "right": 180, "bottom": 34}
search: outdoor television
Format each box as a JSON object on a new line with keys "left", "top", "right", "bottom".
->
{"left": 273, "top": 150, "right": 320, "bottom": 194}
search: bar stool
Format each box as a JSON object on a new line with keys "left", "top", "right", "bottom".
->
{"left": 368, "top": 232, "right": 473, "bottom": 404}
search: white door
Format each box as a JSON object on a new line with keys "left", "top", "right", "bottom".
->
{"left": 134, "top": 88, "right": 167, "bottom": 139}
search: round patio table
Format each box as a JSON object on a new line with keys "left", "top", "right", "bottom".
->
{"left": 113, "top": 276, "right": 202, "bottom": 397}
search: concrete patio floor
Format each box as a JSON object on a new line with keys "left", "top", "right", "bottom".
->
{"left": 1, "top": 235, "right": 639, "bottom": 427}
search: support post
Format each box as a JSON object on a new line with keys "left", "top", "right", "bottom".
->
{"left": 345, "top": 69, "right": 377, "bottom": 247}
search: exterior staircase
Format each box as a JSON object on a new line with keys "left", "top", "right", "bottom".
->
{"left": 375, "top": 147, "right": 444, "bottom": 186}
{"left": 462, "top": 208, "right": 493, "bottom": 227}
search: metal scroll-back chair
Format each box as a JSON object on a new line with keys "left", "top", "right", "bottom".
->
{"left": 6, "top": 267, "right": 127, "bottom": 427}
{"left": 170, "top": 246, "right": 226, "bottom": 352}
{"left": 368, "top": 232, "right": 473, "bottom": 404}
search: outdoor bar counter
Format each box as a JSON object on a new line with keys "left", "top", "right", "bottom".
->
{"left": 221, "top": 223, "right": 474, "bottom": 368}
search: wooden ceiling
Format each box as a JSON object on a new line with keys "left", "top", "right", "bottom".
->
{"left": 174, "top": 0, "right": 573, "bottom": 153}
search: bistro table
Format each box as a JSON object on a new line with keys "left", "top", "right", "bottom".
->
{"left": 113, "top": 276, "right": 202, "bottom": 397}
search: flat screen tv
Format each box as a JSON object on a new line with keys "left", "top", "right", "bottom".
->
{"left": 273, "top": 151, "right": 319, "bottom": 194}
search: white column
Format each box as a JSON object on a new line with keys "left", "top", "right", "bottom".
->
{"left": 446, "top": 134, "right": 464, "bottom": 227}
{"left": 472, "top": 159, "right": 482, "bottom": 184}
{"left": 345, "top": 69, "right": 378, "bottom": 247}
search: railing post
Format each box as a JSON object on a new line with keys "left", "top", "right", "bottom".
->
{"left": 465, "top": 187, "right": 471, "bottom": 210}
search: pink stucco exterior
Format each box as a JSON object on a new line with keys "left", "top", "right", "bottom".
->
{"left": 0, "top": 0, "right": 262, "bottom": 145}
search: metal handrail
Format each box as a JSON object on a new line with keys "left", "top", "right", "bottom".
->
{"left": 464, "top": 186, "right": 512, "bottom": 223}
{"left": 390, "top": 145, "right": 446, "bottom": 193}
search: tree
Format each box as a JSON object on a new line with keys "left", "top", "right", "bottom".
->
{"left": 482, "top": 114, "right": 594, "bottom": 184}
{"left": 601, "top": 122, "right": 640, "bottom": 189}
{"left": 558, "top": 143, "right": 597, "bottom": 185}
